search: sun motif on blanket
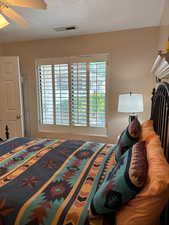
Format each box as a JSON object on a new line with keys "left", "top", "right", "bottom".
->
{"left": 44, "top": 180, "right": 71, "bottom": 201}
{"left": 43, "top": 160, "right": 56, "bottom": 170}
{"left": 76, "top": 149, "right": 93, "bottom": 160}
{"left": 28, "top": 201, "right": 51, "bottom": 225}
{"left": 0, "top": 198, "right": 14, "bottom": 225}
{"left": 20, "top": 176, "right": 39, "bottom": 188}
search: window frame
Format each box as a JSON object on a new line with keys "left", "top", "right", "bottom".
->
{"left": 36, "top": 54, "right": 110, "bottom": 137}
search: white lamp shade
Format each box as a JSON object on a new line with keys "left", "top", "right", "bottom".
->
{"left": 118, "top": 93, "right": 144, "bottom": 113}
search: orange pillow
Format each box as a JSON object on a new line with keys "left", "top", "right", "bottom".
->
{"left": 115, "top": 135, "right": 169, "bottom": 225}
{"left": 142, "top": 120, "right": 154, "bottom": 129}
{"left": 140, "top": 120, "right": 156, "bottom": 142}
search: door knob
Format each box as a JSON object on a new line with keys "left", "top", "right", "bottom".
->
{"left": 16, "top": 114, "right": 21, "bottom": 119}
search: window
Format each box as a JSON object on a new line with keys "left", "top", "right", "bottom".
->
{"left": 37, "top": 55, "right": 108, "bottom": 131}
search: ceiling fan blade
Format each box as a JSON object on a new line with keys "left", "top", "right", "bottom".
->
{"left": 6, "top": 0, "right": 47, "bottom": 9}
{"left": 0, "top": 13, "right": 9, "bottom": 28}
{"left": 1, "top": 7, "right": 29, "bottom": 28}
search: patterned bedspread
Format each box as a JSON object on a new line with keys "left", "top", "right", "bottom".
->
{"left": 0, "top": 137, "right": 115, "bottom": 225}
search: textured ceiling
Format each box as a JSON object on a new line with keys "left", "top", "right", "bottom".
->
{"left": 0, "top": 0, "right": 165, "bottom": 43}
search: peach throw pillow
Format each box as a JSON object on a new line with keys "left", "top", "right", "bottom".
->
{"left": 115, "top": 135, "right": 169, "bottom": 225}
{"left": 140, "top": 120, "right": 156, "bottom": 142}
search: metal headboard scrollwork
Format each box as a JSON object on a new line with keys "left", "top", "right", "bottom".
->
{"left": 150, "top": 82, "right": 169, "bottom": 225}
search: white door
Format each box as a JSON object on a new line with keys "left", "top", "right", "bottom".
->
{"left": 0, "top": 56, "right": 24, "bottom": 139}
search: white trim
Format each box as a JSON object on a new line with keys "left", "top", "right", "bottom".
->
{"left": 16, "top": 56, "right": 24, "bottom": 137}
{"left": 38, "top": 124, "right": 107, "bottom": 137}
{"left": 36, "top": 63, "right": 42, "bottom": 126}
{"left": 35, "top": 54, "right": 109, "bottom": 65}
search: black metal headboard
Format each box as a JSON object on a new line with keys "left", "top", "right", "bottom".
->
{"left": 150, "top": 82, "right": 169, "bottom": 225}
{"left": 0, "top": 125, "right": 9, "bottom": 142}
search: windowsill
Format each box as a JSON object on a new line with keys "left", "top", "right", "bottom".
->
{"left": 38, "top": 124, "right": 108, "bottom": 137}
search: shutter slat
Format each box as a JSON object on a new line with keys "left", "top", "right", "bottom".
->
{"left": 71, "top": 63, "right": 87, "bottom": 126}
{"left": 54, "top": 64, "right": 69, "bottom": 125}
{"left": 39, "top": 65, "right": 54, "bottom": 125}
{"left": 89, "top": 62, "right": 106, "bottom": 127}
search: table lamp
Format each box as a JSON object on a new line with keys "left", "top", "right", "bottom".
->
{"left": 118, "top": 93, "right": 144, "bottom": 122}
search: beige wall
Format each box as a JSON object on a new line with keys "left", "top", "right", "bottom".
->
{"left": 1, "top": 26, "right": 159, "bottom": 143}
{"left": 0, "top": 44, "right": 2, "bottom": 55}
{"left": 159, "top": 0, "right": 169, "bottom": 50}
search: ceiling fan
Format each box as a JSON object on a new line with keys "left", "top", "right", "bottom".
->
{"left": 0, "top": 0, "right": 47, "bottom": 29}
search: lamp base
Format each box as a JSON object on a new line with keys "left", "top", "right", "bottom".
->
{"left": 129, "top": 114, "right": 138, "bottom": 123}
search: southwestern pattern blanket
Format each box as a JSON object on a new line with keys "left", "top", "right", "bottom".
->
{"left": 0, "top": 137, "right": 115, "bottom": 225}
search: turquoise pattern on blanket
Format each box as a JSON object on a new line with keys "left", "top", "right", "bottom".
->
{"left": 91, "top": 149, "right": 142, "bottom": 215}
{"left": 0, "top": 137, "right": 118, "bottom": 225}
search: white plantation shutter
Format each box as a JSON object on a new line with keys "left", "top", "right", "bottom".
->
{"left": 89, "top": 62, "right": 106, "bottom": 127}
{"left": 39, "top": 65, "right": 54, "bottom": 124}
{"left": 71, "top": 63, "right": 87, "bottom": 126}
{"left": 39, "top": 64, "right": 69, "bottom": 125}
{"left": 54, "top": 64, "right": 69, "bottom": 125}
{"left": 38, "top": 56, "right": 107, "bottom": 128}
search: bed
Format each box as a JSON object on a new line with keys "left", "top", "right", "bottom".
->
{"left": 0, "top": 81, "right": 168, "bottom": 225}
